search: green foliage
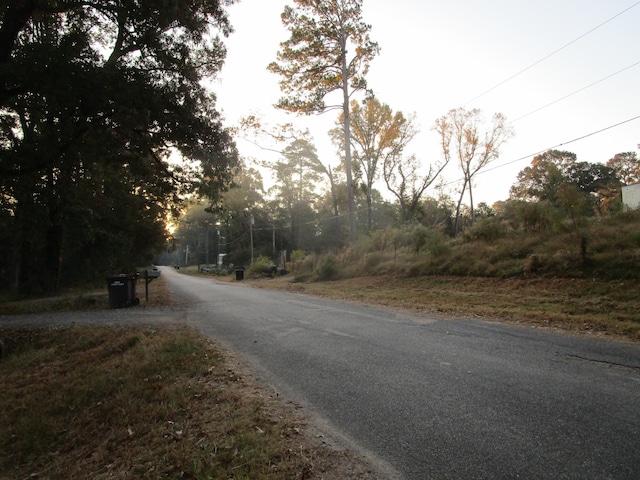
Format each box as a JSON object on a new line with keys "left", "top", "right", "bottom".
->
{"left": 425, "top": 229, "right": 452, "bottom": 257}
{"left": 0, "top": 1, "right": 238, "bottom": 294}
{"left": 463, "top": 217, "right": 508, "bottom": 242}
{"left": 268, "top": 0, "right": 379, "bottom": 115}
{"left": 412, "top": 225, "right": 428, "bottom": 255}
{"left": 510, "top": 149, "right": 623, "bottom": 218}
{"left": 289, "top": 249, "right": 306, "bottom": 273}
{"left": 314, "top": 255, "right": 340, "bottom": 281}
{"left": 607, "top": 151, "right": 640, "bottom": 185}
{"left": 371, "top": 228, "right": 391, "bottom": 251}
{"left": 269, "top": 0, "right": 379, "bottom": 242}
{"left": 501, "top": 200, "right": 561, "bottom": 232}
{"left": 247, "top": 256, "right": 274, "bottom": 277}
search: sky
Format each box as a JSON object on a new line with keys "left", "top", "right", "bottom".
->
{"left": 212, "top": 0, "right": 640, "bottom": 206}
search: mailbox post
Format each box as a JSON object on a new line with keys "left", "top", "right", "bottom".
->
{"left": 144, "top": 268, "right": 161, "bottom": 302}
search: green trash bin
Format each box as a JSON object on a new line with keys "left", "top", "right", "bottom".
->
{"left": 107, "top": 274, "right": 140, "bottom": 308}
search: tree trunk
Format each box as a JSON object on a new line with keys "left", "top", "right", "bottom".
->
{"left": 469, "top": 181, "right": 475, "bottom": 224}
{"left": 366, "top": 192, "right": 372, "bottom": 233}
{"left": 327, "top": 165, "right": 341, "bottom": 249}
{"left": 341, "top": 34, "right": 357, "bottom": 244}
{"left": 454, "top": 179, "right": 468, "bottom": 236}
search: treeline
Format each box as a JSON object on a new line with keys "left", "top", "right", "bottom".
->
{"left": 0, "top": 2, "right": 238, "bottom": 295}
{"left": 172, "top": 148, "right": 640, "bottom": 275}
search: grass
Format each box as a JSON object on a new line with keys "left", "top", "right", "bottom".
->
{"left": 0, "top": 325, "right": 373, "bottom": 479}
{"left": 245, "top": 211, "right": 640, "bottom": 342}
{"left": 0, "top": 276, "right": 378, "bottom": 479}
{"left": 0, "top": 271, "right": 164, "bottom": 315}
{"left": 0, "top": 289, "right": 109, "bottom": 315}
{"left": 250, "top": 275, "right": 640, "bottom": 342}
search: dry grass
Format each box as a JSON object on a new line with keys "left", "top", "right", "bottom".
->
{"left": 0, "top": 275, "right": 383, "bottom": 479}
{"left": 0, "top": 325, "right": 379, "bottom": 479}
{"left": 0, "top": 273, "right": 171, "bottom": 315}
{"left": 2, "top": 262, "right": 637, "bottom": 479}
{"left": 249, "top": 275, "right": 640, "bottom": 342}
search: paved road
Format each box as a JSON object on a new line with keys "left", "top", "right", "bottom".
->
{"left": 163, "top": 267, "right": 640, "bottom": 480}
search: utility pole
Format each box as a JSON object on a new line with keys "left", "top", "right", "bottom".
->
{"left": 250, "top": 215, "right": 254, "bottom": 265}
{"left": 205, "top": 223, "right": 210, "bottom": 265}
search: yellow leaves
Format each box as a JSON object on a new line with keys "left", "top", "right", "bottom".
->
{"left": 239, "top": 115, "right": 262, "bottom": 132}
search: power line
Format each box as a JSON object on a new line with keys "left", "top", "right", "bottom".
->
{"left": 480, "top": 114, "right": 640, "bottom": 175}
{"left": 428, "top": 114, "right": 640, "bottom": 195}
{"left": 464, "top": 1, "right": 640, "bottom": 106}
{"left": 508, "top": 60, "right": 640, "bottom": 125}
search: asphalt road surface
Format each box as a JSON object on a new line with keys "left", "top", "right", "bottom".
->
{"left": 163, "top": 267, "right": 640, "bottom": 480}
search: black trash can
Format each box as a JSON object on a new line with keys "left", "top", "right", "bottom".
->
{"left": 107, "top": 274, "right": 139, "bottom": 308}
{"left": 235, "top": 269, "right": 244, "bottom": 281}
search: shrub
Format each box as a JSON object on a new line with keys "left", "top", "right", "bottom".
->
{"left": 247, "top": 256, "right": 272, "bottom": 276}
{"left": 513, "top": 200, "right": 560, "bottom": 232}
{"left": 523, "top": 254, "right": 546, "bottom": 275}
{"left": 290, "top": 250, "right": 305, "bottom": 273}
{"left": 463, "top": 217, "right": 508, "bottom": 242}
{"left": 412, "top": 225, "right": 428, "bottom": 254}
{"left": 426, "top": 229, "right": 451, "bottom": 256}
{"left": 314, "top": 255, "right": 340, "bottom": 281}
{"left": 363, "top": 252, "right": 384, "bottom": 273}
{"left": 371, "top": 228, "right": 394, "bottom": 252}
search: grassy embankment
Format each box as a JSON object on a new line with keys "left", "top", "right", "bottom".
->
{"left": 239, "top": 210, "right": 640, "bottom": 342}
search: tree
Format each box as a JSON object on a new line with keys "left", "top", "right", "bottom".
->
{"left": 607, "top": 151, "right": 640, "bottom": 186}
{"left": 268, "top": 139, "right": 325, "bottom": 251}
{"left": 268, "top": 0, "right": 379, "bottom": 243}
{"left": 336, "top": 98, "right": 416, "bottom": 232}
{"left": 383, "top": 154, "right": 448, "bottom": 224}
{"left": 0, "top": 1, "right": 233, "bottom": 107}
{"left": 239, "top": 115, "right": 347, "bottom": 248}
{"left": 509, "top": 150, "right": 576, "bottom": 204}
{"left": 434, "top": 107, "right": 513, "bottom": 234}
{"left": 215, "top": 166, "right": 267, "bottom": 266}
{"left": 510, "top": 150, "right": 621, "bottom": 215}
{"left": 0, "top": 1, "right": 238, "bottom": 292}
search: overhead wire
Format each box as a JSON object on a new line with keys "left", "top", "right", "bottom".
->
{"left": 479, "top": 114, "right": 640, "bottom": 176}
{"left": 463, "top": 0, "right": 640, "bottom": 107}
{"left": 432, "top": 114, "right": 640, "bottom": 195}
{"left": 245, "top": 2, "right": 640, "bottom": 212}
{"left": 447, "top": 2, "right": 640, "bottom": 194}
{"left": 508, "top": 60, "right": 640, "bottom": 125}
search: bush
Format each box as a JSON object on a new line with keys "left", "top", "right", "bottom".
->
{"left": 290, "top": 250, "right": 305, "bottom": 273}
{"left": 314, "top": 256, "right": 340, "bottom": 281}
{"left": 247, "top": 256, "right": 273, "bottom": 276}
{"left": 412, "top": 225, "right": 428, "bottom": 254}
{"left": 463, "top": 217, "right": 508, "bottom": 242}
{"left": 425, "top": 229, "right": 451, "bottom": 256}
{"left": 371, "top": 228, "right": 392, "bottom": 252}
{"left": 523, "top": 254, "right": 546, "bottom": 275}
